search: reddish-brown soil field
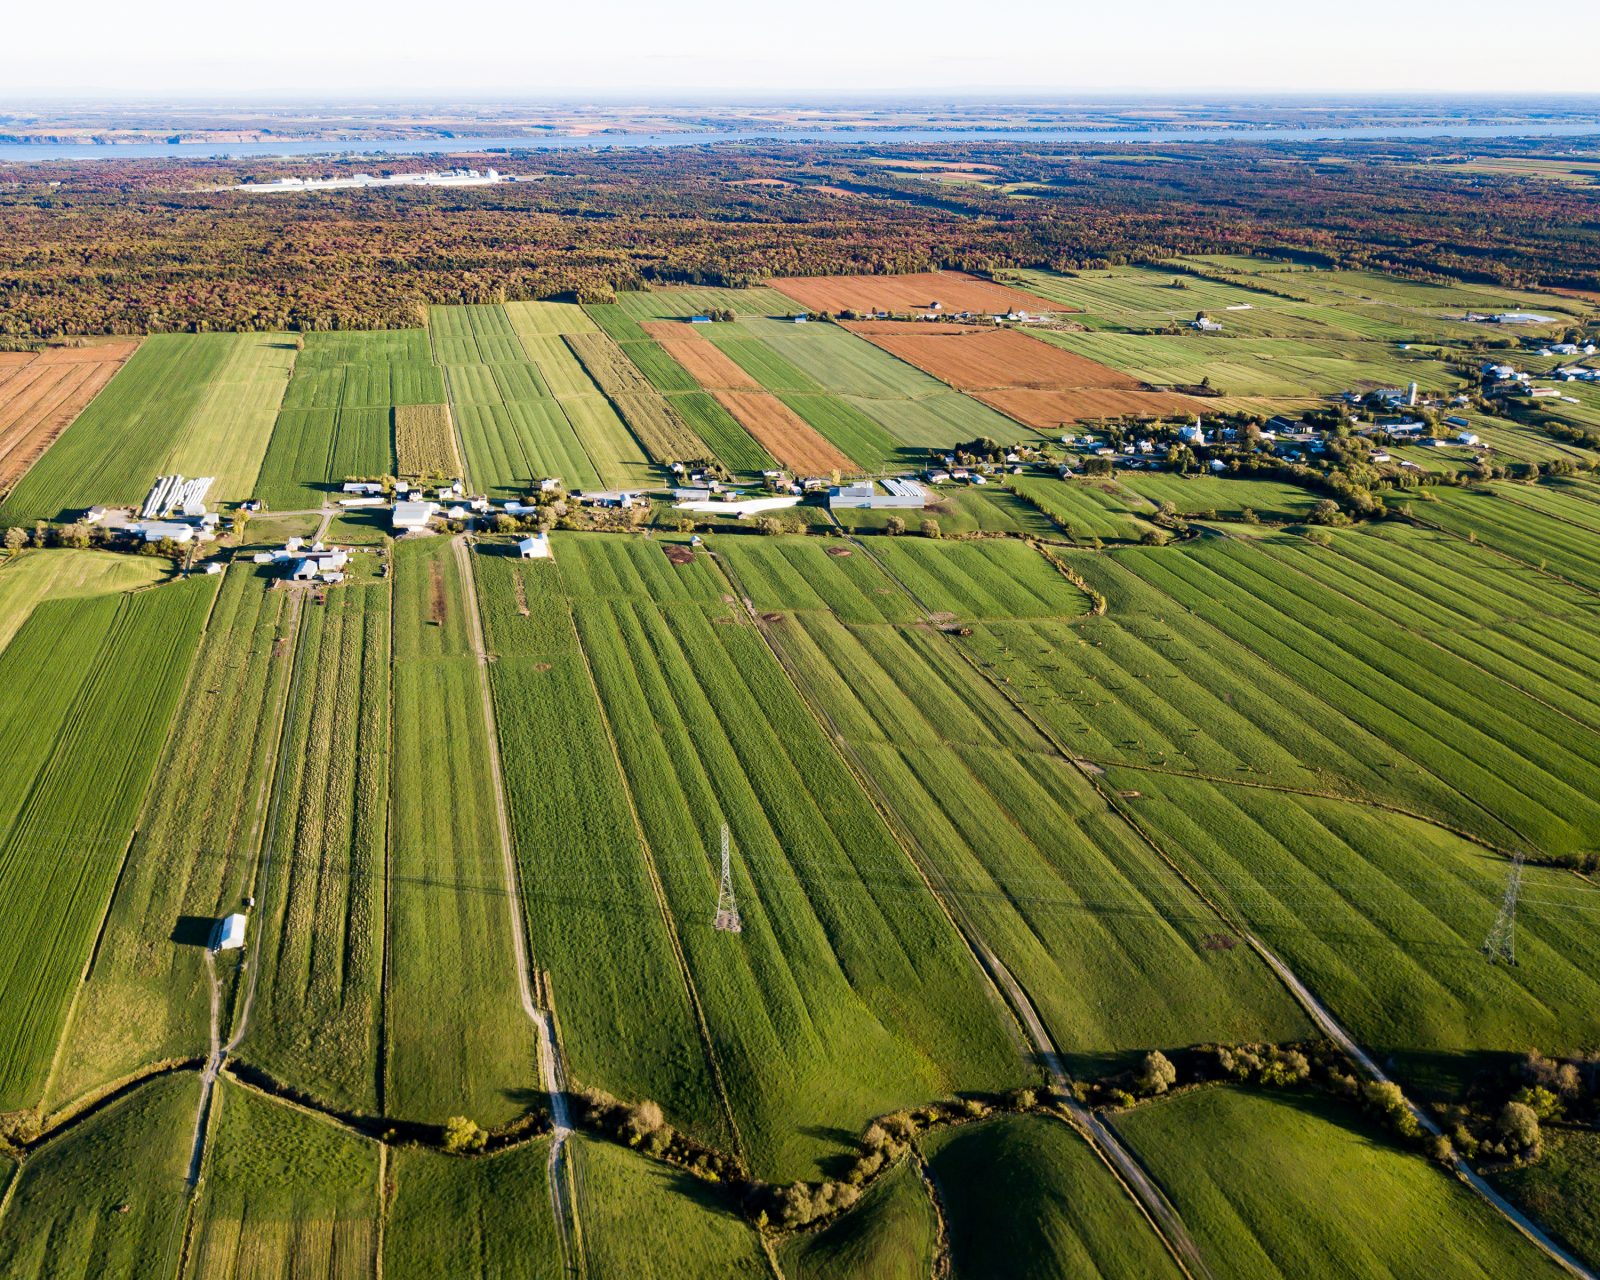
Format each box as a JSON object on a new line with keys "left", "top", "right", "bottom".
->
{"left": 0, "top": 341, "right": 138, "bottom": 492}
{"left": 841, "top": 322, "right": 1206, "bottom": 426}
{"left": 639, "top": 323, "right": 762, "bottom": 390}
{"left": 770, "top": 270, "right": 1060, "bottom": 316}
{"left": 973, "top": 388, "right": 1206, "bottom": 428}
{"left": 842, "top": 323, "right": 1140, "bottom": 390}
{"left": 710, "top": 390, "right": 853, "bottom": 475}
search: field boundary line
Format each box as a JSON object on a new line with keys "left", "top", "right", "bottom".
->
{"left": 454, "top": 535, "right": 584, "bottom": 1277}
{"left": 557, "top": 590, "right": 748, "bottom": 1169}
{"left": 710, "top": 546, "right": 1205, "bottom": 1280}
{"left": 38, "top": 569, "right": 227, "bottom": 1115}
{"left": 949, "top": 603, "right": 1595, "bottom": 1280}
{"left": 379, "top": 563, "right": 397, "bottom": 1116}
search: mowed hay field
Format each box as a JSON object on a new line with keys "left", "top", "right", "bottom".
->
{"left": 1114, "top": 1089, "right": 1565, "bottom": 1278}
{"left": 394, "top": 402, "right": 461, "bottom": 478}
{"left": 841, "top": 322, "right": 1207, "bottom": 425}
{"left": 770, "top": 269, "right": 1060, "bottom": 316}
{"left": 0, "top": 342, "right": 139, "bottom": 494}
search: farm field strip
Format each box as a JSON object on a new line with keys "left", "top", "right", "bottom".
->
{"left": 1119, "top": 474, "right": 1320, "bottom": 522}
{"left": 0, "top": 342, "right": 139, "bottom": 495}
{"left": 866, "top": 537, "right": 1093, "bottom": 621}
{"left": 561, "top": 543, "right": 1020, "bottom": 1179}
{"left": 1411, "top": 485, "right": 1600, "bottom": 593}
{"left": 473, "top": 548, "right": 730, "bottom": 1145}
{"left": 394, "top": 403, "right": 461, "bottom": 478}
{"left": 1104, "top": 772, "right": 1600, "bottom": 1066}
{"left": 47, "top": 567, "right": 298, "bottom": 1110}
{"left": 707, "top": 389, "right": 854, "bottom": 475}
{"left": 562, "top": 330, "right": 712, "bottom": 466}
{"left": 0, "top": 574, "right": 216, "bottom": 1112}
{"left": 1114, "top": 1088, "right": 1567, "bottom": 1277}
{"left": 769, "top": 270, "right": 1059, "bottom": 316}
{"left": 244, "top": 582, "right": 389, "bottom": 1114}
{"left": 841, "top": 321, "right": 1207, "bottom": 426}
{"left": 1121, "top": 541, "right": 1600, "bottom": 857}
{"left": 0, "top": 334, "right": 296, "bottom": 523}
{"left": 387, "top": 538, "right": 532, "bottom": 1125}
{"left": 1006, "top": 475, "right": 1157, "bottom": 542}
{"left": 960, "top": 549, "right": 1507, "bottom": 838}
{"left": 753, "top": 602, "right": 1306, "bottom": 1070}
{"left": 189, "top": 1080, "right": 380, "bottom": 1280}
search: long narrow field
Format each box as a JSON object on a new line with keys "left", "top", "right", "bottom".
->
{"left": 1005, "top": 475, "right": 1157, "bottom": 542}
{"left": 573, "top": 1135, "right": 768, "bottom": 1279}
{"left": 841, "top": 322, "right": 1207, "bottom": 426}
{"left": 383, "top": 1138, "right": 562, "bottom": 1278}
{"left": 48, "top": 566, "right": 297, "bottom": 1110}
{"left": 557, "top": 536, "right": 1023, "bottom": 1180}
{"left": 561, "top": 329, "right": 711, "bottom": 467}
{"left": 0, "top": 342, "right": 139, "bottom": 494}
{"left": 728, "top": 539, "right": 1305, "bottom": 1075}
{"left": 1110, "top": 774, "right": 1600, "bottom": 1078}
{"left": 256, "top": 330, "right": 437, "bottom": 509}
{"left": 866, "top": 537, "right": 1093, "bottom": 621}
{"left": 0, "top": 1072, "right": 194, "bottom": 1279}
{"left": 1407, "top": 480, "right": 1600, "bottom": 592}
{"left": 188, "top": 1081, "right": 379, "bottom": 1279}
{"left": 473, "top": 545, "right": 728, "bottom": 1144}
{"left": 769, "top": 270, "right": 1060, "bottom": 316}
{"left": 0, "top": 575, "right": 216, "bottom": 1111}
{"left": 0, "top": 334, "right": 296, "bottom": 523}
{"left": 435, "top": 305, "right": 632, "bottom": 495}
{"left": 243, "top": 582, "right": 390, "bottom": 1113}
{"left": 387, "top": 537, "right": 532, "bottom": 1125}
{"left": 920, "top": 1113, "right": 1183, "bottom": 1279}
{"left": 1119, "top": 473, "right": 1321, "bottom": 522}
{"left": 1113, "top": 1088, "right": 1565, "bottom": 1278}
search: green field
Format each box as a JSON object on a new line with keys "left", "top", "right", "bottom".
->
{"left": 1119, "top": 472, "right": 1321, "bottom": 522}
{"left": 1492, "top": 1127, "right": 1600, "bottom": 1272}
{"left": 189, "top": 1081, "right": 379, "bottom": 1279}
{"left": 384, "top": 1139, "right": 562, "bottom": 1278}
{"left": 48, "top": 567, "right": 296, "bottom": 1109}
{"left": 921, "top": 1113, "right": 1182, "bottom": 1279}
{"left": 779, "top": 1156, "right": 938, "bottom": 1280}
{"left": 387, "top": 536, "right": 532, "bottom": 1124}
{"left": 0, "top": 333, "right": 297, "bottom": 522}
{"left": 0, "top": 549, "right": 166, "bottom": 652}
{"left": 1114, "top": 1088, "right": 1564, "bottom": 1278}
{"left": 574, "top": 1135, "right": 768, "bottom": 1278}
{"left": 1006, "top": 475, "right": 1157, "bottom": 542}
{"left": 0, "top": 575, "right": 215, "bottom": 1110}
{"left": 0, "top": 1072, "right": 193, "bottom": 1279}
{"left": 557, "top": 536, "right": 1022, "bottom": 1179}
{"left": 243, "top": 582, "right": 390, "bottom": 1112}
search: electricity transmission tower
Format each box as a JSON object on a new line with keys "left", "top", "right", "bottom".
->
{"left": 1482, "top": 853, "right": 1524, "bottom": 965}
{"left": 713, "top": 824, "right": 742, "bottom": 934}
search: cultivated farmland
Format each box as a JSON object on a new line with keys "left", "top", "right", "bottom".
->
{"left": 0, "top": 341, "right": 139, "bottom": 495}
{"left": 770, "top": 269, "right": 1060, "bottom": 316}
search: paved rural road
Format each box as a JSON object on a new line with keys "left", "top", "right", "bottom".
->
{"left": 1246, "top": 937, "right": 1596, "bottom": 1280}
{"left": 453, "top": 535, "right": 584, "bottom": 1275}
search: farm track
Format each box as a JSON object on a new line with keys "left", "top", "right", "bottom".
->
{"left": 555, "top": 585, "right": 749, "bottom": 1168}
{"left": 712, "top": 541, "right": 1208, "bottom": 1280}
{"left": 915, "top": 544, "right": 1598, "bottom": 1280}
{"left": 454, "top": 535, "right": 585, "bottom": 1277}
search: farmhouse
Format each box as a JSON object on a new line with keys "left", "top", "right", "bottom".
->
{"left": 392, "top": 500, "right": 439, "bottom": 531}
{"left": 1190, "top": 317, "right": 1223, "bottom": 332}
{"left": 577, "top": 490, "right": 642, "bottom": 510}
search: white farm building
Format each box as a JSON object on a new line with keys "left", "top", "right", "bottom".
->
{"left": 212, "top": 913, "right": 247, "bottom": 952}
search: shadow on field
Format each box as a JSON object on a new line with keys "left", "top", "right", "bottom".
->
{"left": 170, "top": 915, "right": 217, "bottom": 948}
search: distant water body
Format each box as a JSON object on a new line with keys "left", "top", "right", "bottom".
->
{"left": 4, "top": 120, "right": 1600, "bottom": 162}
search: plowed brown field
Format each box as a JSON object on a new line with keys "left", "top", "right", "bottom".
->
{"left": 0, "top": 341, "right": 138, "bottom": 493}
{"left": 639, "top": 323, "right": 761, "bottom": 390}
{"left": 710, "top": 390, "right": 853, "bottom": 475}
{"left": 770, "top": 270, "right": 1060, "bottom": 316}
{"left": 842, "top": 322, "right": 1206, "bottom": 427}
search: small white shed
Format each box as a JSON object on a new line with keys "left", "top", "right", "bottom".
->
{"left": 518, "top": 533, "right": 551, "bottom": 560}
{"left": 213, "top": 913, "right": 247, "bottom": 951}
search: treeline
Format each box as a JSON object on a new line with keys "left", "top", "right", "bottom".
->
{"left": 1, "top": 136, "right": 1598, "bottom": 336}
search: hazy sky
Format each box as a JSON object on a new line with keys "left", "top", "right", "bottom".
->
{"left": 5, "top": 0, "right": 1598, "bottom": 98}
